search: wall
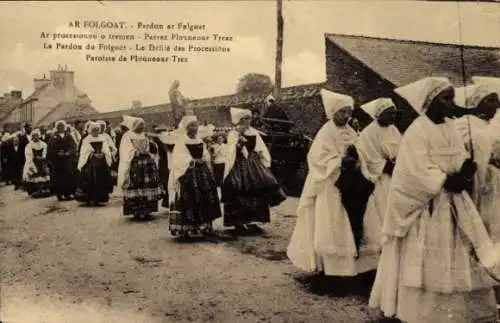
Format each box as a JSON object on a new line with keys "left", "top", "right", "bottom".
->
{"left": 325, "top": 38, "right": 419, "bottom": 132}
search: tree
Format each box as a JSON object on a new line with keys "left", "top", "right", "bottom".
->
{"left": 236, "top": 73, "right": 274, "bottom": 94}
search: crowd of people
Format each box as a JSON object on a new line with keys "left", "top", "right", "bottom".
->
{"left": 0, "top": 108, "right": 285, "bottom": 238}
{"left": 0, "top": 75, "right": 499, "bottom": 323}
{"left": 287, "top": 76, "right": 500, "bottom": 323}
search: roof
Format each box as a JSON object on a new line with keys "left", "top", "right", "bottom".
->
{"left": 65, "top": 83, "right": 324, "bottom": 122}
{"left": 23, "top": 83, "right": 50, "bottom": 103}
{"left": 0, "top": 102, "right": 19, "bottom": 121}
{"left": 325, "top": 33, "right": 500, "bottom": 87}
{"left": 36, "top": 102, "right": 98, "bottom": 125}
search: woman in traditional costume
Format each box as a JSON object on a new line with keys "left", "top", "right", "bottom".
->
{"left": 222, "top": 107, "right": 286, "bottom": 235}
{"left": 357, "top": 98, "right": 401, "bottom": 252}
{"left": 75, "top": 122, "right": 113, "bottom": 206}
{"left": 455, "top": 77, "right": 500, "bottom": 310}
{"left": 167, "top": 115, "right": 221, "bottom": 237}
{"left": 77, "top": 121, "right": 92, "bottom": 156}
{"left": 22, "top": 129, "right": 51, "bottom": 198}
{"left": 368, "top": 77, "right": 500, "bottom": 323}
{"left": 1, "top": 133, "right": 13, "bottom": 185}
{"left": 286, "top": 89, "right": 376, "bottom": 296}
{"left": 47, "top": 120, "right": 77, "bottom": 201}
{"left": 118, "top": 117, "right": 162, "bottom": 220}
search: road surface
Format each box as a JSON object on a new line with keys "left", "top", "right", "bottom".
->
{"left": 0, "top": 185, "right": 386, "bottom": 323}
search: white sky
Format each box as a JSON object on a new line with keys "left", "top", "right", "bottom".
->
{"left": 0, "top": 1, "right": 499, "bottom": 112}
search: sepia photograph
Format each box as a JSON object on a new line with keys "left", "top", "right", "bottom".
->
{"left": 1, "top": 1, "right": 500, "bottom": 322}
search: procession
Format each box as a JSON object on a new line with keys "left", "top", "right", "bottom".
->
{"left": 1, "top": 73, "right": 500, "bottom": 322}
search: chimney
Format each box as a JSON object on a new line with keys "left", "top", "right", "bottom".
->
{"left": 50, "top": 67, "right": 74, "bottom": 90}
{"left": 34, "top": 74, "right": 51, "bottom": 90}
{"left": 131, "top": 100, "right": 142, "bottom": 109}
{"left": 10, "top": 90, "right": 22, "bottom": 100}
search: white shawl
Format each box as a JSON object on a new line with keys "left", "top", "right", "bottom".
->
{"left": 22, "top": 140, "right": 47, "bottom": 180}
{"left": 287, "top": 121, "right": 358, "bottom": 271}
{"left": 77, "top": 135, "right": 112, "bottom": 171}
{"left": 357, "top": 122, "right": 401, "bottom": 183}
{"left": 383, "top": 116, "right": 498, "bottom": 265}
{"left": 102, "top": 132, "right": 117, "bottom": 157}
{"left": 223, "top": 127, "right": 271, "bottom": 180}
{"left": 167, "top": 135, "right": 211, "bottom": 205}
{"left": 117, "top": 131, "right": 153, "bottom": 188}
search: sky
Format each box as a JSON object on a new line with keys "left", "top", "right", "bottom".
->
{"left": 0, "top": 0, "right": 499, "bottom": 112}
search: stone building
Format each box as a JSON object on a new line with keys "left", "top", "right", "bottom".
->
{"left": 3, "top": 65, "right": 98, "bottom": 127}
{"left": 0, "top": 90, "right": 23, "bottom": 131}
{"left": 324, "top": 33, "right": 500, "bottom": 131}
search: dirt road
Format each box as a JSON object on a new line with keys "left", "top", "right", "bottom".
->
{"left": 0, "top": 185, "right": 384, "bottom": 323}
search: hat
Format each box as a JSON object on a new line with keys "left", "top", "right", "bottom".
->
{"left": 88, "top": 121, "right": 101, "bottom": 132}
{"left": 84, "top": 120, "right": 93, "bottom": 131}
{"left": 455, "top": 85, "right": 496, "bottom": 109}
{"left": 55, "top": 120, "right": 67, "bottom": 128}
{"left": 266, "top": 94, "right": 276, "bottom": 104}
{"left": 130, "top": 117, "right": 145, "bottom": 131}
{"left": 394, "top": 77, "right": 452, "bottom": 115}
{"left": 96, "top": 120, "right": 106, "bottom": 126}
{"left": 178, "top": 115, "right": 198, "bottom": 130}
{"left": 230, "top": 107, "right": 252, "bottom": 125}
{"left": 320, "top": 89, "right": 354, "bottom": 120}
{"left": 31, "top": 128, "right": 41, "bottom": 138}
{"left": 361, "top": 98, "right": 395, "bottom": 119}
{"left": 120, "top": 115, "right": 134, "bottom": 129}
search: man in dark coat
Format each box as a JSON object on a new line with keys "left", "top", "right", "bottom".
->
{"left": 6, "top": 134, "right": 24, "bottom": 190}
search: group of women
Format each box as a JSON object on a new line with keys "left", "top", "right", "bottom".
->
{"left": 287, "top": 76, "right": 500, "bottom": 323}
{"left": 163, "top": 110, "right": 286, "bottom": 237}
{"left": 1, "top": 110, "right": 287, "bottom": 240}
{"left": 2, "top": 75, "right": 499, "bottom": 322}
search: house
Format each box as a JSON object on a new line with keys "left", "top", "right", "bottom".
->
{"left": 3, "top": 65, "right": 98, "bottom": 127}
{"left": 0, "top": 90, "right": 23, "bottom": 131}
{"left": 324, "top": 33, "right": 500, "bottom": 131}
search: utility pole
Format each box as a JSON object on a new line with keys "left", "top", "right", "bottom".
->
{"left": 274, "top": 0, "right": 284, "bottom": 102}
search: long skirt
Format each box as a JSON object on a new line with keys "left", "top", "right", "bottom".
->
{"left": 481, "top": 164, "right": 500, "bottom": 305}
{"left": 122, "top": 153, "right": 162, "bottom": 216}
{"left": 75, "top": 154, "right": 112, "bottom": 204}
{"left": 24, "top": 159, "right": 51, "bottom": 198}
{"left": 169, "top": 163, "right": 221, "bottom": 235}
{"left": 213, "top": 163, "right": 224, "bottom": 187}
{"left": 222, "top": 152, "right": 286, "bottom": 227}
{"left": 51, "top": 155, "right": 77, "bottom": 197}
{"left": 110, "top": 159, "right": 118, "bottom": 187}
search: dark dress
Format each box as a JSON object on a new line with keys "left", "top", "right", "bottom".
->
{"left": 1, "top": 141, "right": 13, "bottom": 184}
{"left": 122, "top": 138, "right": 162, "bottom": 216}
{"left": 169, "top": 143, "right": 221, "bottom": 236}
{"left": 24, "top": 147, "right": 51, "bottom": 198}
{"left": 75, "top": 141, "right": 112, "bottom": 204}
{"left": 334, "top": 145, "right": 375, "bottom": 251}
{"left": 5, "top": 143, "right": 23, "bottom": 187}
{"left": 222, "top": 135, "right": 285, "bottom": 227}
{"left": 151, "top": 136, "right": 169, "bottom": 207}
{"left": 47, "top": 134, "right": 77, "bottom": 198}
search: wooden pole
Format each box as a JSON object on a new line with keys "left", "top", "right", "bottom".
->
{"left": 274, "top": 0, "right": 284, "bottom": 102}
